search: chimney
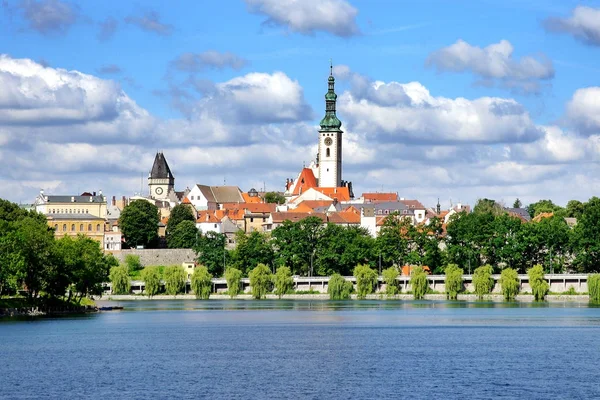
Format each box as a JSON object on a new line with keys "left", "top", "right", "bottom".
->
{"left": 112, "top": 196, "right": 116, "bottom": 206}
{"left": 93, "top": 191, "right": 96, "bottom": 196}
{"left": 99, "top": 190, "right": 103, "bottom": 196}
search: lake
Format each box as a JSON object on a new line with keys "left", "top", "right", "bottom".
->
{"left": 2, "top": 300, "right": 600, "bottom": 399}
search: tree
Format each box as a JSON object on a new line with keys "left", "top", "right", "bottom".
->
{"left": 565, "top": 200, "right": 584, "bottom": 219}
{"left": 572, "top": 197, "right": 600, "bottom": 273}
{"left": 588, "top": 275, "right": 600, "bottom": 303}
{"left": 195, "top": 231, "right": 227, "bottom": 276}
{"left": 141, "top": 267, "right": 161, "bottom": 297}
{"left": 166, "top": 204, "right": 195, "bottom": 234}
{"left": 528, "top": 264, "right": 548, "bottom": 301}
{"left": 513, "top": 198, "right": 522, "bottom": 209}
{"left": 109, "top": 266, "right": 130, "bottom": 295}
{"left": 410, "top": 266, "right": 429, "bottom": 300}
{"left": 273, "top": 266, "right": 293, "bottom": 298}
{"left": 231, "top": 231, "right": 274, "bottom": 275}
{"left": 328, "top": 274, "right": 353, "bottom": 300}
{"left": 500, "top": 268, "right": 520, "bottom": 301}
{"left": 445, "top": 264, "right": 463, "bottom": 300}
{"left": 124, "top": 254, "right": 143, "bottom": 275}
{"left": 382, "top": 267, "right": 399, "bottom": 296}
{"left": 354, "top": 264, "right": 378, "bottom": 299}
{"left": 526, "top": 199, "right": 562, "bottom": 218}
{"left": 264, "top": 192, "right": 286, "bottom": 205}
{"left": 168, "top": 220, "right": 198, "bottom": 248}
{"left": 376, "top": 214, "right": 410, "bottom": 269}
{"left": 473, "top": 198, "right": 504, "bottom": 215}
{"left": 163, "top": 265, "right": 186, "bottom": 295}
{"left": 191, "top": 266, "right": 213, "bottom": 300}
{"left": 272, "top": 217, "right": 323, "bottom": 276}
{"left": 119, "top": 200, "right": 160, "bottom": 248}
{"left": 249, "top": 263, "right": 273, "bottom": 299}
{"left": 225, "top": 267, "right": 243, "bottom": 298}
{"left": 473, "top": 265, "right": 494, "bottom": 299}
{"left": 315, "top": 224, "right": 375, "bottom": 276}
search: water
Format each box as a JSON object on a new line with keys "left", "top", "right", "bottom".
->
{"left": 2, "top": 300, "right": 600, "bottom": 399}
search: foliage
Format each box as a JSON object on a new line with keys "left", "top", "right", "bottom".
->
{"left": 231, "top": 231, "right": 274, "bottom": 275}
{"left": 191, "top": 266, "right": 213, "bottom": 300}
{"left": 195, "top": 231, "right": 228, "bottom": 276}
{"left": 271, "top": 216, "right": 323, "bottom": 276}
{"left": 124, "top": 254, "right": 143, "bottom": 275}
{"left": 473, "top": 198, "right": 504, "bottom": 216}
{"left": 328, "top": 273, "right": 353, "bottom": 300}
{"left": 167, "top": 220, "right": 198, "bottom": 248}
{"left": 526, "top": 199, "right": 563, "bottom": 219}
{"left": 225, "top": 267, "right": 243, "bottom": 298}
{"left": 499, "top": 268, "right": 520, "bottom": 301}
{"left": 109, "top": 266, "right": 130, "bottom": 295}
{"left": 273, "top": 266, "right": 293, "bottom": 298}
{"left": 410, "top": 266, "right": 429, "bottom": 300}
{"left": 315, "top": 224, "right": 375, "bottom": 276}
{"left": 141, "top": 266, "right": 161, "bottom": 297}
{"left": 572, "top": 197, "right": 600, "bottom": 273}
{"left": 354, "top": 264, "right": 378, "bottom": 299}
{"left": 444, "top": 264, "right": 463, "bottom": 300}
{"left": 163, "top": 265, "right": 186, "bottom": 295}
{"left": 473, "top": 265, "right": 494, "bottom": 299}
{"left": 382, "top": 267, "right": 399, "bottom": 295}
{"left": 513, "top": 198, "right": 522, "bottom": 209}
{"left": 588, "top": 275, "right": 600, "bottom": 302}
{"left": 375, "top": 214, "right": 410, "bottom": 270}
{"left": 264, "top": 192, "right": 286, "bottom": 205}
{"left": 249, "top": 263, "right": 273, "bottom": 299}
{"left": 166, "top": 204, "right": 195, "bottom": 234}
{"left": 528, "top": 264, "right": 549, "bottom": 301}
{"left": 119, "top": 200, "right": 160, "bottom": 249}
{"left": 565, "top": 200, "right": 584, "bottom": 219}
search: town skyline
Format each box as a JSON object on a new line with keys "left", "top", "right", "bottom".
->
{"left": 1, "top": 0, "right": 600, "bottom": 208}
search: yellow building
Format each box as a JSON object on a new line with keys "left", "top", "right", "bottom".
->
{"left": 34, "top": 190, "right": 108, "bottom": 218}
{"left": 48, "top": 214, "right": 106, "bottom": 242}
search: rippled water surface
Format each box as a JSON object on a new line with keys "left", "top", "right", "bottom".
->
{"left": 2, "top": 300, "right": 600, "bottom": 399}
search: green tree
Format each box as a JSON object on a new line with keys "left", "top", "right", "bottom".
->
{"left": 526, "top": 199, "right": 563, "bottom": 218}
{"left": 528, "top": 264, "right": 548, "bottom": 301}
{"left": 565, "top": 200, "right": 585, "bottom": 219}
{"left": 264, "top": 192, "right": 286, "bottom": 205}
{"left": 124, "top": 254, "right": 143, "bottom": 275}
{"left": 410, "top": 266, "right": 429, "bottom": 300}
{"left": 168, "top": 220, "right": 198, "bottom": 248}
{"left": 513, "top": 198, "right": 522, "bottom": 209}
{"left": 588, "top": 274, "right": 600, "bottom": 302}
{"left": 191, "top": 266, "right": 213, "bottom": 300}
{"left": 572, "top": 197, "right": 600, "bottom": 273}
{"left": 141, "top": 266, "right": 161, "bottom": 297}
{"left": 328, "top": 274, "right": 353, "bottom": 300}
{"left": 166, "top": 204, "right": 195, "bottom": 234}
{"left": 499, "top": 268, "right": 520, "bottom": 301}
{"left": 272, "top": 217, "right": 323, "bottom": 276}
{"left": 109, "top": 266, "right": 130, "bottom": 295}
{"left": 382, "top": 267, "right": 399, "bottom": 296}
{"left": 273, "top": 266, "right": 293, "bottom": 298}
{"left": 473, "top": 198, "right": 504, "bottom": 215}
{"left": 163, "top": 265, "right": 186, "bottom": 295}
{"left": 354, "top": 264, "right": 378, "bottom": 299}
{"left": 119, "top": 200, "right": 160, "bottom": 248}
{"left": 473, "top": 265, "right": 494, "bottom": 299}
{"left": 376, "top": 214, "right": 410, "bottom": 269}
{"left": 225, "top": 267, "right": 243, "bottom": 298}
{"left": 249, "top": 263, "right": 273, "bottom": 299}
{"left": 231, "top": 231, "right": 274, "bottom": 275}
{"left": 445, "top": 264, "right": 463, "bottom": 300}
{"left": 195, "top": 231, "right": 228, "bottom": 276}
{"left": 315, "top": 224, "right": 375, "bottom": 276}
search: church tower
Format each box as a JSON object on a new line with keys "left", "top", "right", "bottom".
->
{"left": 317, "top": 63, "right": 343, "bottom": 188}
{"left": 148, "top": 152, "right": 174, "bottom": 200}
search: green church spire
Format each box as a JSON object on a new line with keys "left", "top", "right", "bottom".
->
{"left": 319, "top": 61, "right": 342, "bottom": 131}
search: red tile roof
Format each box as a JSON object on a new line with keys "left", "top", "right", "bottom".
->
{"left": 297, "top": 200, "right": 333, "bottom": 210}
{"left": 291, "top": 168, "right": 318, "bottom": 196}
{"left": 314, "top": 187, "right": 350, "bottom": 202}
{"left": 363, "top": 192, "right": 398, "bottom": 202}
{"left": 399, "top": 199, "right": 425, "bottom": 209}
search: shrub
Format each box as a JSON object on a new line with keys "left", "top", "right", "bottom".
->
{"left": 410, "top": 266, "right": 429, "bottom": 300}
{"left": 499, "top": 268, "right": 520, "bottom": 301}
{"left": 588, "top": 275, "right": 600, "bottom": 302}
{"left": 273, "top": 266, "right": 294, "bottom": 299}
{"left": 124, "top": 254, "right": 143, "bottom": 275}
{"left": 564, "top": 287, "right": 576, "bottom": 295}
{"left": 445, "top": 264, "right": 463, "bottom": 300}
{"left": 163, "top": 265, "right": 186, "bottom": 295}
{"left": 328, "top": 274, "right": 353, "bottom": 300}
{"left": 382, "top": 267, "right": 399, "bottom": 296}
{"left": 109, "top": 266, "right": 130, "bottom": 295}
{"left": 354, "top": 264, "right": 378, "bottom": 299}
{"left": 191, "top": 266, "right": 213, "bottom": 300}
{"left": 141, "top": 266, "right": 161, "bottom": 297}
{"left": 473, "top": 265, "right": 494, "bottom": 299}
{"left": 528, "top": 264, "right": 549, "bottom": 301}
{"left": 249, "top": 263, "right": 273, "bottom": 299}
{"left": 225, "top": 267, "right": 243, "bottom": 298}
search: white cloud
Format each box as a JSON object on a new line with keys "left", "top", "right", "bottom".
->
{"left": 566, "top": 87, "right": 600, "bottom": 135}
{"left": 544, "top": 6, "right": 600, "bottom": 46}
{"left": 244, "top": 0, "right": 360, "bottom": 37}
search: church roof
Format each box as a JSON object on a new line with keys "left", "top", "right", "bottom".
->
{"left": 290, "top": 168, "right": 318, "bottom": 196}
{"left": 150, "top": 152, "right": 173, "bottom": 179}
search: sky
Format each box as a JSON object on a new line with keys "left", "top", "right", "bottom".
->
{"left": 1, "top": 0, "right": 600, "bottom": 208}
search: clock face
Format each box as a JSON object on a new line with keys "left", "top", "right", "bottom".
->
{"left": 155, "top": 187, "right": 163, "bottom": 195}
{"left": 324, "top": 137, "right": 333, "bottom": 146}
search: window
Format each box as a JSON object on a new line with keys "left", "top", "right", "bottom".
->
{"left": 54, "top": 224, "right": 58, "bottom": 231}
{"left": 214, "top": 224, "right": 217, "bottom": 228}
{"left": 86, "top": 209, "right": 88, "bottom": 214}
{"left": 88, "top": 224, "right": 92, "bottom": 231}
{"left": 96, "top": 224, "right": 100, "bottom": 232}
{"left": 71, "top": 224, "right": 75, "bottom": 231}
{"left": 63, "top": 224, "right": 67, "bottom": 231}
{"left": 79, "top": 224, "right": 83, "bottom": 231}
{"left": 250, "top": 217, "right": 254, "bottom": 223}
{"left": 326, "top": 148, "right": 330, "bottom": 157}
{"left": 384, "top": 210, "right": 389, "bottom": 215}
{"left": 263, "top": 218, "right": 266, "bottom": 222}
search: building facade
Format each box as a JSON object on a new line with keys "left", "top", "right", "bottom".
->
{"left": 148, "top": 152, "right": 175, "bottom": 200}
{"left": 318, "top": 64, "right": 343, "bottom": 188}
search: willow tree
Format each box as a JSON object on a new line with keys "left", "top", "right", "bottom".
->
{"left": 225, "top": 267, "right": 243, "bottom": 298}
{"left": 328, "top": 274, "right": 353, "bottom": 300}
{"left": 382, "top": 267, "right": 399, "bottom": 296}
{"left": 249, "top": 263, "right": 273, "bottom": 299}
{"left": 191, "top": 266, "right": 213, "bottom": 300}
{"left": 141, "top": 266, "right": 161, "bottom": 297}
{"left": 473, "top": 265, "right": 495, "bottom": 299}
{"left": 109, "top": 266, "right": 130, "bottom": 295}
{"left": 588, "top": 274, "right": 600, "bottom": 302}
{"left": 410, "top": 266, "right": 429, "bottom": 300}
{"left": 445, "top": 264, "right": 463, "bottom": 300}
{"left": 499, "top": 268, "right": 520, "bottom": 301}
{"left": 164, "top": 265, "right": 186, "bottom": 295}
{"left": 273, "top": 266, "right": 293, "bottom": 298}
{"left": 528, "top": 264, "right": 549, "bottom": 301}
{"left": 354, "top": 264, "right": 378, "bottom": 299}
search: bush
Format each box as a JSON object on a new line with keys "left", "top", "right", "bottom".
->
{"left": 588, "top": 275, "right": 600, "bottom": 302}
{"left": 410, "top": 266, "right": 429, "bottom": 300}
{"left": 109, "top": 266, "right": 130, "bottom": 295}
{"left": 141, "top": 266, "right": 161, "bottom": 297}
{"left": 499, "top": 268, "right": 520, "bottom": 301}
{"left": 328, "top": 274, "right": 353, "bottom": 300}
{"left": 124, "top": 254, "right": 143, "bottom": 275}
{"left": 273, "top": 266, "right": 294, "bottom": 299}
{"left": 473, "top": 265, "right": 494, "bottom": 299}
{"left": 445, "top": 264, "right": 463, "bottom": 300}
{"left": 382, "top": 267, "right": 399, "bottom": 296}
{"left": 163, "top": 265, "right": 186, "bottom": 295}
{"left": 191, "top": 266, "right": 213, "bottom": 300}
{"left": 249, "top": 263, "right": 273, "bottom": 299}
{"left": 225, "top": 267, "right": 243, "bottom": 298}
{"left": 528, "top": 264, "right": 549, "bottom": 301}
{"left": 354, "top": 264, "right": 378, "bottom": 299}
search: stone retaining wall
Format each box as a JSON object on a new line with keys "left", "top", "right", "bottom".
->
{"left": 110, "top": 249, "right": 196, "bottom": 267}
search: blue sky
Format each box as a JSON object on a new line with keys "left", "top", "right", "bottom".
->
{"left": 1, "top": 0, "right": 600, "bottom": 207}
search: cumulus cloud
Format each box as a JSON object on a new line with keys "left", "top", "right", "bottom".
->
{"left": 97, "top": 16, "right": 118, "bottom": 41}
{"left": 426, "top": 40, "right": 554, "bottom": 93}
{"left": 125, "top": 10, "right": 173, "bottom": 36}
{"left": 244, "top": 0, "right": 360, "bottom": 37}
{"left": 544, "top": 6, "right": 600, "bottom": 46}
{"left": 171, "top": 51, "right": 248, "bottom": 72}
{"left": 11, "top": 0, "right": 80, "bottom": 35}
{"left": 566, "top": 87, "right": 600, "bottom": 135}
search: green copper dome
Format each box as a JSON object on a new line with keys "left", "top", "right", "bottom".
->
{"left": 320, "top": 64, "right": 342, "bottom": 131}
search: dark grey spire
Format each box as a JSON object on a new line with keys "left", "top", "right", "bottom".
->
{"left": 150, "top": 152, "right": 173, "bottom": 179}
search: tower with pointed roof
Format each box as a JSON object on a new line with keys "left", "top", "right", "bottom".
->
{"left": 317, "top": 62, "right": 343, "bottom": 188}
{"left": 148, "top": 152, "right": 174, "bottom": 200}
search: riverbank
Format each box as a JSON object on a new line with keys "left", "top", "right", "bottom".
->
{"left": 0, "top": 297, "right": 98, "bottom": 318}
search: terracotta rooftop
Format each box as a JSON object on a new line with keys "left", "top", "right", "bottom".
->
{"left": 290, "top": 168, "right": 318, "bottom": 196}
{"left": 314, "top": 187, "right": 350, "bottom": 202}
{"left": 532, "top": 212, "right": 554, "bottom": 223}
{"left": 363, "top": 192, "right": 398, "bottom": 202}
{"left": 399, "top": 199, "right": 425, "bottom": 209}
